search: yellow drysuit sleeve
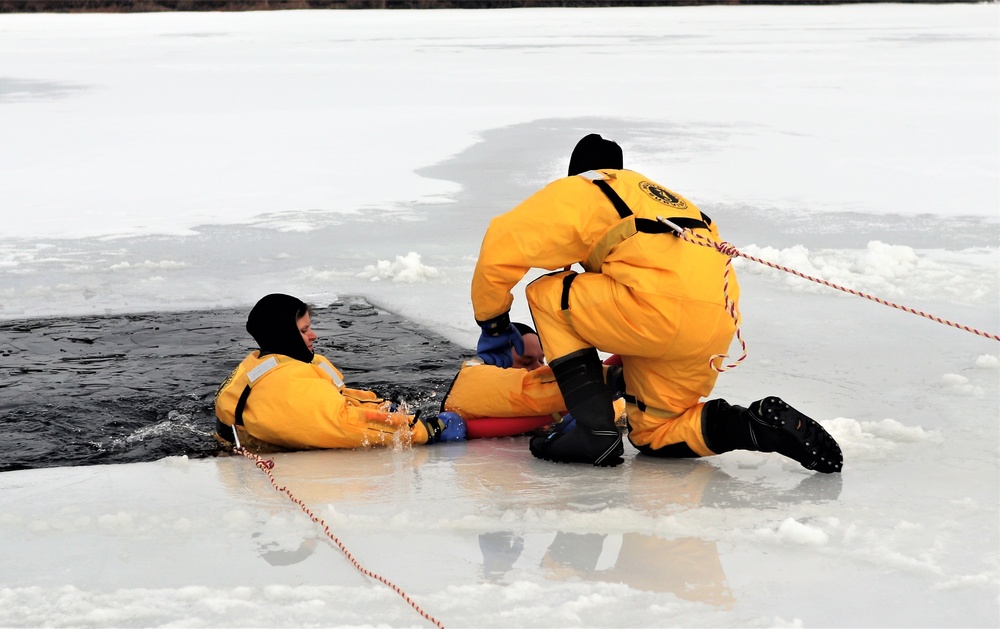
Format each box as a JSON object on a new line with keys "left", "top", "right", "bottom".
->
{"left": 472, "top": 175, "right": 615, "bottom": 323}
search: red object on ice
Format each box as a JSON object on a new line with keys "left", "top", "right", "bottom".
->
{"left": 465, "top": 415, "right": 555, "bottom": 439}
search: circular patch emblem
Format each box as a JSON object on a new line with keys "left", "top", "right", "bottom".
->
{"left": 639, "top": 181, "right": 688, "bottom": 210}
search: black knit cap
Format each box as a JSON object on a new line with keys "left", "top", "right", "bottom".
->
{"left": 246, "top": 293, "right": 314, "bottom": 363}
{"left": 567, "top": 134, "right": 623, "bottom": 176}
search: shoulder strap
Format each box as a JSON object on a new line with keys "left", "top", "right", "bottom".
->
{"left": 590, "top": 178, "right": 712, "bottom": 233}
{"left": 234, "top": 385, "right": 252, "bottom": 427}
{"left": 233, "top": 355, "right": 344, "bottom": 426}
{"left": 592, "top": 179, "right": 633, "bottom": 219}
{"left": 316, "top": 360, "right": 345, "bottom": 388}
{"left": 233, "top": 356, "right": 281, "bottom": 427}
{"left": 635, "top": 216, "right": 712, "bottom": 233}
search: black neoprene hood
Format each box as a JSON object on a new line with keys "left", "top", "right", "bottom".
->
{"left": 246, "top": 293, "right": 314, "bottom": 363}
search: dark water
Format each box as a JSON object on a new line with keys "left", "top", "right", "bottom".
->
{"left": 0, "top": 298, "right": 467, "bottom": 472}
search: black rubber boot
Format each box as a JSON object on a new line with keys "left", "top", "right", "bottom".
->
{"left": 702, "top": 397, "right": 843, "bottom": 474}
{"left": 529, "top": 348, "right": 624, "bottom": 467}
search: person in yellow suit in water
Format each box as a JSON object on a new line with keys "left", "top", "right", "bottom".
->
{"left": 214, "top": 293, "right": 465, "bottom": 452}
{"left": 471, "top": 134, "right": 843, "bottom": 472}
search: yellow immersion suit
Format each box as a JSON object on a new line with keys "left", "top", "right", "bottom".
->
{"left": 441, "top": 359, "right": 625, "bottom": 426}
{"left": 215, "top": 350, "right": 429, "bottom": 451}
{"left": 442, "top": 360, "right": 566, "bottom": 420}
{"left": 472, "top": 169, "right": 739, "bottom": 456}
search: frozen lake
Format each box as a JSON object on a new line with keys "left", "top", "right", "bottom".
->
{"left": 0, "top": 4, "right": 997, "bottom": 627}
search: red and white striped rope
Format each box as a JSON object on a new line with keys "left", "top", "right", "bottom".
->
{"left": 658, "top": 217, "right": 1000, "bottom": 344}
{"left": 236, "top": 447, "right": 446, "bottom": 629}
{"left": 709, "top": 257, "right": 747, "bottom": 372}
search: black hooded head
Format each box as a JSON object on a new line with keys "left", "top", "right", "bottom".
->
{"left": 567, "top": 134, "right": 623, "bottom": 176}
{"left": 246, "top": 293, "right": 314, "bottom": 363}
{"left": 511, "top": 322, "right": 536, "bottom": 337}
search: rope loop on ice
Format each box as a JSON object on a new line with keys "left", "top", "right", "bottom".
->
{"left": 657, "top": 217, "right": 1000, "bottom": 344}
{"left": 235, "top": 447, "right": 446, "bottom": 629}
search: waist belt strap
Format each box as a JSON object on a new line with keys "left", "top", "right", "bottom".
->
{"left": 623, "top": 394, "right": 681, "bottom": 419}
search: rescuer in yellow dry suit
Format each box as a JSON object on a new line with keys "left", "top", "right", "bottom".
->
{"left": 214, "top": 293, "right": 465, "bottom": 452}
{"left": 471, "top": 134, "right": 843, "bottom": 472}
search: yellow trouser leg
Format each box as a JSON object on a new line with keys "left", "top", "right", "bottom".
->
{"left": 626, "top": 402, "right": 714, "bottom": 457}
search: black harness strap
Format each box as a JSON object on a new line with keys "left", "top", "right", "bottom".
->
{"left": 633, "top": 218, "right": 674, "bottom": 233}
{"left": 623, "top": 393, "right": 647, "bottom": 412}
{"left": 221, "top": 359, "right": 281, "bottom": 446}
{"left": 234, "top": 384, "right": 252, "bottom": 427}
{"left": 638, "top": 216, "right": 712, "bottom": 233}
{"left": 560, "top": 272, "right": 578, "bottom": 311}
{"left": 593, "top": 179, "right": 633, "bottom": 219}
{"left": 591, "top": 178, "right": 713, "bottom": 233}
{"left": 623, "top": 393, "right": 683, "bottom": 421}
{"left": 439, "top": 370, "right": 463, "bottom": 413}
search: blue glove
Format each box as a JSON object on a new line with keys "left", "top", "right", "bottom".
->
{"left": 553, "top": 414, "right": 576, "bottom": 435}
{"left": 476, "top": 315, "right": 525, "bottom": 369}
{"left": 423, "top": 412, "right": 467, "bottom": 443}
{"left": 437, "top": 412, "right": 467, "bottom": 442}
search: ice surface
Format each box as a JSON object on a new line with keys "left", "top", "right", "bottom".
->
{"left": 0, "top": 4, "right": 997, "bottom": 628}
{"left": 0, "top": 434, "right": 993, "bottom": 628}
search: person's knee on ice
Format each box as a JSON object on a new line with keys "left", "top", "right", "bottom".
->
{"left": 625, "top": 402, "right": 714, "bottom": 459}
{"left": 700, "top": 397, "right": 843, "bottom": 474}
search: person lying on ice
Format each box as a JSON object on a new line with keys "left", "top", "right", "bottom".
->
{"left": 470, "top": 133, "right": 843, "bottom": 472}
{"left": 214, "top": 293, "right": 465, "bottom": 452}
{"left": 440, "top": 321, "right": 624, "bottom": 435}
{"left": 442, "top": 322, "right": 561, "bottom": 424}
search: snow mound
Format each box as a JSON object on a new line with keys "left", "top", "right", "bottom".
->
{"left": 825, "top": 417, "right": 943, "bottom": 461}
{"left": 735, "top": 241, "right": 995, "bottom": 304}
{"left": 359, "top": 251, "right": 441, "bottom": 283}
